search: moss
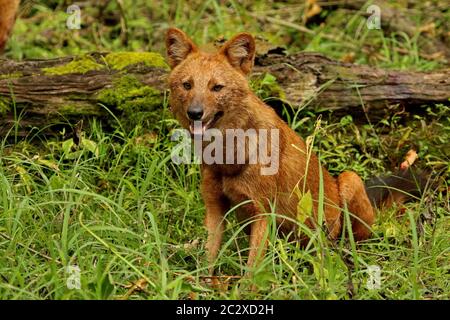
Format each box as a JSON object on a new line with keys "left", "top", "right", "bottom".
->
{"left": 0, "top": 72, "right": 23, "bottom": 79}
{"left": 43, "top": 55, "right": 104, "bottom": 75}
{"left": 333, "top": 66, "right": 360, "bottom": 81}
{"left": 104, "top": 52, "right": 169, "bottom": 70}
{"left": 97, "top": 75, "right": 162, "bottom": 128}
{"left": 59, "top": 105, "right": 77, "bottom": 114}
{"left": 0, "top": 97, "right": 11, "bottom": 115}
{"left": 41, "top": 52, "right": 168, "bottom": 75}
{"left": 59, "top": 104, "right": 101, "bottom": 116}
{"left": 250, "top": 73, "right": 286, "bottom": 101}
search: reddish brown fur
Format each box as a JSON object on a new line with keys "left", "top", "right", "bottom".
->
{"left": 0, "top": 0, "right": 20, "bottom": 52}
{"left": 165, "top": 28, "right": 375, "bottom": 274}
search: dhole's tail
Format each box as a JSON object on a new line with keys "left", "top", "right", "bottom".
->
{"left": 364, "top": 169, "right": 429, "bottom": 209}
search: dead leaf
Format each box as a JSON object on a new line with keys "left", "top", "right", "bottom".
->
{"left": 419, "top": 22, "right": 436, "bottom": 36}
{"left": 213, "top": 35, "right": 226, "bottom": 48}
{"left": 134, "top": 132, "right": 158, "bottom": 146}
{"left": 183, "top": 238, "right": 200, "bottom": 250}
{"left": 305, "top": 0, "right": 322, "bottom": 20}
{"left": 341, "top": 52, "right": 355, "bottom": 63}
{"left": 400, "top": 149, "right": 418, "bottom": 170}
{"left": 188, "top": 292, "right": 198, "bottom": 300}
{"left": 204, "top": 275, "right": 240, "bottom": 292}
{"left": 178, "top": 273, "right": 241, "bottom": 293}
{"left": 118, "top": 278, "right": 148, "bottom": 299}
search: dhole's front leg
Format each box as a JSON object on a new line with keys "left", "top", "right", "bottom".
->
{"left": 204, "top": 205, "right": 226, "bottom": 274}
{"left": 243, "top": 202, "right": 269, "bottom": 273}
{"left": 247, "top": 214, "right": 268, "bottom": 271}
{"left": 201, "top": 169, "right": 229, "bottom": 275}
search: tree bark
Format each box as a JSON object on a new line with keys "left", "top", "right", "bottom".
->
{"left": 0, "top": 51, "right": 449, "bottom": 136}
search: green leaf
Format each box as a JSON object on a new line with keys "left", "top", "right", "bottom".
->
{"left": 296, "top": 189, "right": 313, "bottom": 224}
{"left": 66, "top": 150, "right": 83, "bottom": 159}
{"left": 100, "top": 275, "right": 114, "bottom": 299}
{"left": 261, "top": 73, "right": 276, "bottom": 86}
{"left": 49, "top": 174, "right": 66, "bottom": 189}
{"left": 82, "top": 139, "right": 99, "bottom": 157}
{"left": 62, "top": 139, "right": 74, "bottom": 154}
{"left": 15, "top": 165, "right": 33, "bottom": 193}
{"left": 37, "top": 159, "right": 59, "bottom": 171}
{"left": 340, "top": 115, "right": 353, "bottom": 126}
{"left": 383, "top": 221, "right": 407, "bottom": 238}
{"left": 253, "top": 270, "right": 276, "bottom": 290}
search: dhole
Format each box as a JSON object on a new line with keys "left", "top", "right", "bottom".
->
{"left": 0, "top": 0, "right": 20, "bottom": 52}
{"left": 165, "top": 28, "right": 424, "bottom": 274}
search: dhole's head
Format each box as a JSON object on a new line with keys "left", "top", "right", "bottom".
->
{"left": 165, "top": 28, "right": 256, "bottom": 135}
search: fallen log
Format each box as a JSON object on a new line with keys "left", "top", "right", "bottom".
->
{"left": 0, "top": 50, "right": 449, "bottom": 136}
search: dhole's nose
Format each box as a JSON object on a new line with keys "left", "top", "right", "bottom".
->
{"left": 187, "top": 105, "right": 204, "bottom": 120}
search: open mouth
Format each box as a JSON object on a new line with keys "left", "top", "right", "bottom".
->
{"left": 189, "top": 111, "right": 224, "bottom": 136}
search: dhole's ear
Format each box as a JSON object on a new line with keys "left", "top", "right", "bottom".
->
{"left": 219, "top": 33, "right": 255, "bottom": 75}
{"left": 165, "top": 28, "right": 198, "bottom": 69}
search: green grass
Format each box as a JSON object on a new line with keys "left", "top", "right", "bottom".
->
{"left": 0, "top": 0, "right": 449, "bottom": 300}
{"left": 0, "top": 102, "right": 448, "bottom": 299}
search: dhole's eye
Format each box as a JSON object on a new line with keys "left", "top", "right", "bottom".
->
{"left": 212, "top": 84, "right": 224, "bottom": 92}
{"left": 183, "top": 82, "right": 192, "bottom": 90}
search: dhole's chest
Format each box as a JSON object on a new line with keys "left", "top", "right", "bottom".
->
{"left": 219, "top": 166, "right": 299, "bottom": 221}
